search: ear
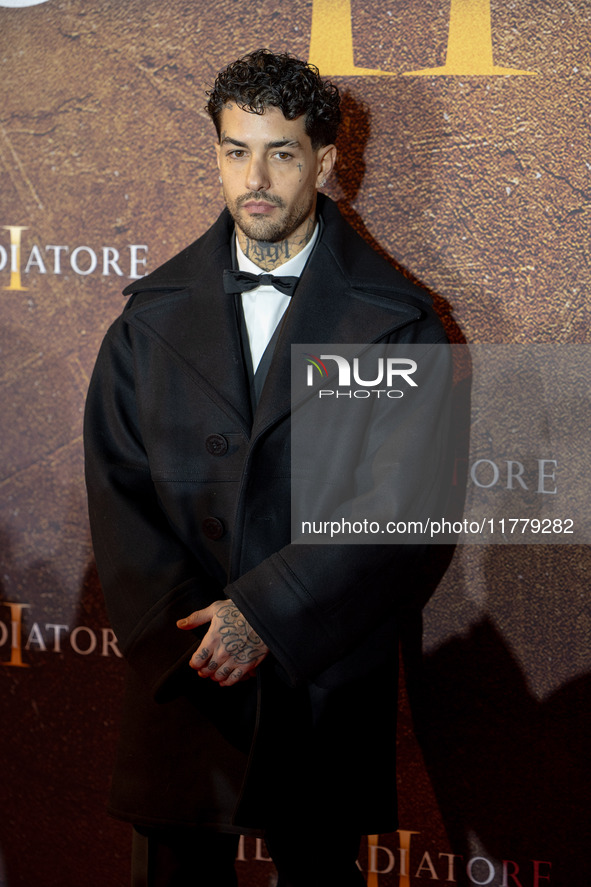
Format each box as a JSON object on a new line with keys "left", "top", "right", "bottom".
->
{"left": 316, "top": 144, "right": 337, "bottom": 187}
{"left": 215, "top": 142, "right": 221, "bottom": 170}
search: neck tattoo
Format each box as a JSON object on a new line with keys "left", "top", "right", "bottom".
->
{"left": 237, "top": 218, "right": 316, "bottom": 271}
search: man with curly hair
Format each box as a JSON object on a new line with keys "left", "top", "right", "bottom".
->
{"left": 85, "top": 49, "right": 449, "bottom": 886}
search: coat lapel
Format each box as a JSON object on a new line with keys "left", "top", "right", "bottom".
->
{"left": 251, "top": 228, "right": 422, "bottom": 440}
{"left": 123, "top": 211, "right": 253, "bottom": 432}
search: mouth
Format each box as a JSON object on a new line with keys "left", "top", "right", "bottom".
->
{"left": 241, "top": 200, "right": 278, "bottom": 215}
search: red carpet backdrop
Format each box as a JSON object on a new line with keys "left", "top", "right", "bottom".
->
{"left": 0, "top": 1, "right": 589, "bottom": 885}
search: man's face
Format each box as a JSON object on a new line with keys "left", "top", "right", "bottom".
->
{"left": 215, "top": 104, "right": 335, "bottom": 244}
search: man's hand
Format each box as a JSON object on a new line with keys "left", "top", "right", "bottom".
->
{"left": 177, "top": 601, "right": 269, "bottom": 686}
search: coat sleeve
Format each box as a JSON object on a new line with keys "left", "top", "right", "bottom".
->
{"left": 225, "top": 338, "right": 455, "bottom": 687}
{"left": 84, "top": 319, "right": 220, "bottom": 701}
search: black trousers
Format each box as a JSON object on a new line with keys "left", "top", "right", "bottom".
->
{"left": 131, "top": 824, "right": 366, "bottom": 887}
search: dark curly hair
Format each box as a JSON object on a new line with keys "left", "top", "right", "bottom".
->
{"left": 206, "top": 49, "right": 341, "bottom": 149}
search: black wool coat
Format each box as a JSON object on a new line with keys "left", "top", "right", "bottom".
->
{"left": 84, "top": 195, "right": 451, "bottom": 834}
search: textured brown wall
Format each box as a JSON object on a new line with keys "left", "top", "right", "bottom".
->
{"left": 0, "top": 1, "right": 589, "bottom": 885}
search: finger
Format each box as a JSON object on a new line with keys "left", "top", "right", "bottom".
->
{"left": 218, "top": 660, "right": 262, "bottom": 686}
{"left": 209, "top": 662, "right": 237, "bottom": 684}
{"left": 191, "top": 631, "right": 231, "bottom": 675}
{"left": 203, "top": 654, "right": 254, "bottom": 685}
{"left": 189, "top": 642, "right": 211, "bottom": 671}
{"left": 189, "top": 629, "right": 220, "bottom": 671}
{"left": 217, "top": 665, "right": 246, "bottom": 686}
{"left": 197, "top": 664, "right": 220, "bottom": 679}
{"left": 177, "top": 605, "right": 216, "bottom": 630}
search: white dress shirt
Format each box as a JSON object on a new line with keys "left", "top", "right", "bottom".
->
{"left": 236, "top": 224, "right": 319, "bottom": 372}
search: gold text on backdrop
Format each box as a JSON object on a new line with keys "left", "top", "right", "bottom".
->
{"left": 309, "top": 0, "right": 536, "bottom": 76}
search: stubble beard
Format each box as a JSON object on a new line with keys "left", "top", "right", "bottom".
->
{"left": 227, "top": 191, "right": 316, "bottom": 245}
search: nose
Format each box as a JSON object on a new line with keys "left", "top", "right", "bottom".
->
{"left": 245, "top": 155, "right": 270, "bottom": 192}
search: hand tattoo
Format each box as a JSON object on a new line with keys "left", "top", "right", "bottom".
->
{"left": 185, "top": 600, "right": 269, "bottom": 682}
{"left": 216, "top": 603, "right": 266, "bottom": 666}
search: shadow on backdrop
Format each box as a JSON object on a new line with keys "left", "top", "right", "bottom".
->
{"left": 405, "top": 603, "right": 590, "bottom": 886}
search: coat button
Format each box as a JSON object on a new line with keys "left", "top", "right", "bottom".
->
{"left": 205, "top": 434, "right": 228, "bottom": 456}
{"left": 202, "top": 517, "right": 225, "bottom": 540}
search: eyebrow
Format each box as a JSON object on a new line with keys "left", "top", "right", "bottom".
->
{"left": 220, "top": 136, "right": 302, "bottom": 149}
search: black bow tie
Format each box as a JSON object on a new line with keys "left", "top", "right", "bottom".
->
{"left": 223, "top": 269, "right": 299, "bottom": 297}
